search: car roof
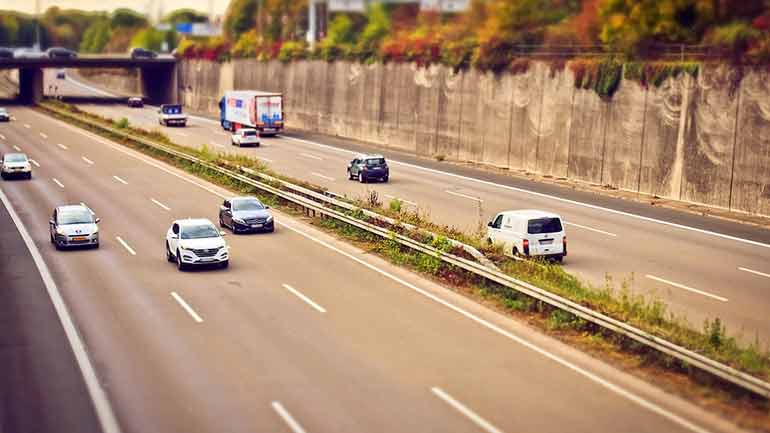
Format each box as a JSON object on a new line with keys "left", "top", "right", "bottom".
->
{"left": 3, "top": 152, "right": 27, "bottom": 159}
{"left": 499, "top": 209, "right": 562, "bottom": 220}
{"left": 57, "top": 204, "right": 89, "bottom": 212}
{"left": 358, "top": 154, "right": 385, "bottom": 159}
{"left": 230, "top": 196, "right": 261, "bottom": 202}
{"left": 174, "top": 218, "right": 214, "bottom": 227}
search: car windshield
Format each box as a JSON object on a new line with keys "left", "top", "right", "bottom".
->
{"left": 162, "top": 105, "right": 182, "bottom": 114}
{"left": 181, "top": 224, "right": 219, "bottom": 239}
{"left": 365, "top": 158, "right": 385, "bottom": 166}
{"left": 4, "top": 154, "right": 26, "bottom": 163}
{"left": 58, "top": 209, "right": 93, "bottom": 225}
{"left": 527, "top": 218, "right": 563, "bottom": 234}
{"left": 243, "top": 130, "right": 257, "bottom": 136}
{"left": 233, "top": 199, "right": 264, "bottom": 211}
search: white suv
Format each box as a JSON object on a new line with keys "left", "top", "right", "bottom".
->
{"left": 1, "top": 153, "right": 32, "bottom": 180}
{"left": 231, "top": 128, "right": 260, "bottom": 147}
{"left": 165, "top": 219, "right": 229, "bottom": 270}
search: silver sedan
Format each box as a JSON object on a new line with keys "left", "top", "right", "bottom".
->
{"left": 49, "top": 204, "right": 100, "bottom": 250}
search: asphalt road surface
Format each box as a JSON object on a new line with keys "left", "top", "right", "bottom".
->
{"left": 52, "top": 71, "right": 770, "bottom": 344}
{"left": 0, "top": 101, "right": 742, "bottom": 433}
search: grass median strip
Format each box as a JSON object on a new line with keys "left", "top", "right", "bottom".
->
{"left": 37, "top": 100, "right": 770, "bottom": 428}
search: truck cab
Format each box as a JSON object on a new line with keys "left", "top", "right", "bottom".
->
{"left": 158, "top": 104, "right": 187, "bottom": 127}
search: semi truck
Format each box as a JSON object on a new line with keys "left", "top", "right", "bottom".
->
{"left": 219, "top": 91, "right": 284, "bottom": 136}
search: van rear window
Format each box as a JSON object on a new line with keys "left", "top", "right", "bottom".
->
{"left": 527, "top": 218, "right": 562, "bottom": 234}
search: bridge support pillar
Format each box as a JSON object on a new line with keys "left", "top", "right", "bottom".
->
{"left": 19, "top": 68, "right": 43, "bottom": 104}
{"left": 139, "top": 63, "right": 178, "bottom": 105}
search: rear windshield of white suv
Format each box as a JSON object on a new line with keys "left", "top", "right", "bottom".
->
{"left": 527, "top": 218, "right": 563, "bottom": 234}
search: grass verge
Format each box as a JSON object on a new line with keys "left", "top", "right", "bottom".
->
{"left": 38, "top": 100, "right": 770, "bottom": 427}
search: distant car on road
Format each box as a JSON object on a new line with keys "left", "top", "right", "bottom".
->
{"left": 0, "top": 47, "right": 13, "bottom": 59}
{"left": 166, "top": 219, "right": 229, "bottom": 270}
{"left": 487, "top": 210, "right": 567, "bottom": 262}
{"left": 0, "top": 107, "right": 9, "bottom": 121}
{"left": 56, "top": 69, "right": 66, "bottom": 79}
{"left": 130, "top": 47, "right": 157, "bottom": 59}
{"left": 49, "top": 204, "right": 100, "bottom": 250}
{"left": 347, "top": 154, "right": 389, "bottom": 183}
{"left": 13, "top": 48, "right": 46, "bottom": 59}
{"left": 158, "top": 104, "right": 187, "bottom": 127}
{"left": 46, "top": 47, "right": 77, "bottom": 59}
{"left": 231, "top": 128, "right": 260, "bottom": 147}
{"left": 219, "top": 196, "right": 274, "bottom": 234}
{"left": 1, "top": 152, "right": 32, "bottom": 180}
{"left": 127, "top": 96, "right": 143, "bottom": 108}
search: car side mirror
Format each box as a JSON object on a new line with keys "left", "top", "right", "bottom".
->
{"left": 487, "top": 221, "right": 493, "bottom": 227}
{"left": 220, "top": 205, "right": 227, "bottom": 211}
{"left": 49, "top": 219, "right": 55, "bottom": 225}
{"left": 265, "top": 205, "right": 270, "bottom": 209}
{"left": 95, "top": 218, "right": 101, "bottom": 224}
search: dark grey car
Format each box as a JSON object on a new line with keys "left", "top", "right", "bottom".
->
{"left": 49, "top": 204, "right": 100, "bottom": 249}
{"left": 219, "top": 197, "right": 274, "bottom": 234}
{"left": 347, "top": 154, "right": 389, "bottom": 183}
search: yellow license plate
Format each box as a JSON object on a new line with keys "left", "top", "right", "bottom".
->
{"left": 73, "top": 236, "right": 87, "bottom": 241}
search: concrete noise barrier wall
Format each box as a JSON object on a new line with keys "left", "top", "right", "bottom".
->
{"left": 174, "top": 59, "right": 770, "bottom": 216}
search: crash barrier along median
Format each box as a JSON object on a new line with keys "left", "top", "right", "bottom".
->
{"left": 42, "top": 104, "right": 770, "bottom": 399}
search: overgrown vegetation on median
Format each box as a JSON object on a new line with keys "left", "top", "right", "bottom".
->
{"left": 39, "top": 101, "right": 770, "bottom": 412}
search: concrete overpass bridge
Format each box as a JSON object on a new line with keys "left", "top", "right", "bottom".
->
{"left": 0, "top": 56, "right": 177, "bottom": 104}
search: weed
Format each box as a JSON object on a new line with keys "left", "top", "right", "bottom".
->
{"left": 389, "top": 198, "right": 403, "bottom": 214}
{"left": 114, "top": 117, "right": 129, "bottom": 129}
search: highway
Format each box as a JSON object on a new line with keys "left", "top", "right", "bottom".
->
{"left": 53, "top": 71, "right": 770, "bottom": 343}
{"left": 0, "top": 103, "right": 740, "bottom": 432}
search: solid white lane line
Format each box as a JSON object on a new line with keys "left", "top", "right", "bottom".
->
{"left": 311, "top": 172, "right": 335, "bottom": 182}
{"left": 645, "top": 275, "right": 727, "bottom": 302}
{"left": 445, "top": 190, "right": 483, "bottom": 203}
{"left": 151, "top": 198, "right": 171, "bottom": 211}
{"left": 115, "top": 236, "right": 136, "bottom": 256}
{"left": 256, "top": 156, "right": 273, "bottom": 163}
{"left": 82, "top": 156, "right": 95, "bottom": 165}
{"left": 0, "top": 186, "right": 122, "bottom": 433}
{"left": 56, "top": 143, "right": 68, "bottom": 150}
{"left": 13, "top": 145, "right": 21, "bottom": 151}
{"left": 271, "top": 402, "right": 308, "bottom": 433}
{"left": 36, "top": 111, "right": 711, "bottom": 433}
{"left": 281, "top": 135, "right": 770, "bottom": 250}
{"left": 383, "top": 194, "right": 417, "bottom": 206}
{"left": 299, "top": 152, "right": 323, "bottom": 160}
{"left": 431, "top": 387, "right": 504, "bottom": 433}
{"left": 52, "top": 178, "right": 64, "bottom": 188}
{"left": 40, "top": 132, "right": 48, "bottom": 139}
{"left": 23, "top": 123, "right": 30, "bottom": 128}
{"left": 174, "top": 131, "right": 189, "bottom": 137}
{"left": 278, "top": 222, "right": 712, "bottom": 433}
{"left": 209, "top": 140, "right": 223, "bottom": 148}
{"left": 112, "top": 175, "right": 128, "bottom": 185}
{"left": 29, "top": 159, "right": 40, "bottom": 167}
{"left": 282, "top": 284, "right": 327, "bottom": 313}
{"left": 171, "top": 292, "right": 203, "bottom": 323}
{"left": 738, "top": 267, "right": 770, "bottom": 279}
{"left": 564, "top": 221, "right": 617, "bottom": 237}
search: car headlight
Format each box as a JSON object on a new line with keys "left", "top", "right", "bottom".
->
{"left": 266, "top": 215, "right": 273, "bottom": 222}
{"left": 56, "top": 227, "right": 66, "bottom": 235}
{"left": 233, "top": 217, "right": 246, "bottom": 225}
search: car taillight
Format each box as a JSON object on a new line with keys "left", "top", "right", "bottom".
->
{"left": 523, "top": 239, "right": 530, "bottom": 256}
{"left": 563, "top": 236, "right": 567, "bottom": 256}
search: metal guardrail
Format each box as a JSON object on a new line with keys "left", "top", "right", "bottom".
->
{"left": 44, "top": 104, "right": 770, "bottom": 399}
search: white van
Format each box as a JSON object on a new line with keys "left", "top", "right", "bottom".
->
{"left": 487, "top": 210, "right": 567, "bottom": 262}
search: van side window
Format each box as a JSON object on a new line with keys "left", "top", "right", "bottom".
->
{"left": 492, "top": 214, "right": 504, "bottom": 229}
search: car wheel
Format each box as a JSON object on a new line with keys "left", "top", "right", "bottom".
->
{"left": 26, "top": 173, "right": 31, "bottom": 180}
{"left": 512, "top": 247, "right": 519, "bottom": 257}
{"left": 219, "top": 216, "right": 225, "bottom": 229}
{"left": 50, "top": 232, "right": 55, "bottom": 244}
{"left": 220, "top": 260, "right": 229, "bottom": 269}
{"left": 382, "top": 176, "right": 388, "bottom": 183}
{"left": 176, "top": 250, "right": 186, "bottom": 271}
{"left": 359, "top": 173, "right": 366, "bottom": 183}
{"left": 555, "top": 255, "right": 564, "bottom": 263}
{"left": 93, "top": 242, "right": 100, "bottom": 249}
{"left": 166, "top": 242, "right": 174, "bottom": 262}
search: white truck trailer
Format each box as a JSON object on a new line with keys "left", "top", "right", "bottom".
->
{"left": 219, "top": 90, "right": 284, "bottom": 136}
